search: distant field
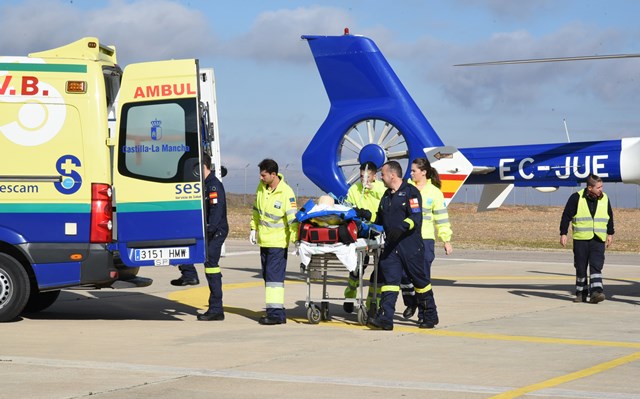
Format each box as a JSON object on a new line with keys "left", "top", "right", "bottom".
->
{"left": 226, "top": 194, "right": 640, "bottom": 253}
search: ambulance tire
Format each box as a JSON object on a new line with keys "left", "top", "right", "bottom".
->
{"left": 22, "top": 290, "right": 61, "bottom": 314}
{"left": 0, "top": 253, "right": 31, "bottom": 322}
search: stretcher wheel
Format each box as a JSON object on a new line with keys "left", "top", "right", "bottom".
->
{"left": 321, "top": 302, "right": 330, "bottom": 321}
{"left": 357, "top": 306, "right": 368, "bottom": 325}
{"left": 368, "top": 303, "right": 378, "bottom": 319}
{"left": 307, "top": 304, "right": 321, "bottom": 324}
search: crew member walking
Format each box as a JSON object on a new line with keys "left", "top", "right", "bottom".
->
{"left": 400, "top": 157, "right": 452, "bottom": 327}
{"left": 367, "top": 161, "right": 427, "bottom": 331}
{"left": 250, "top": 159, "right": 298, "bottom": 325}
{"left": 560, "top": 174, "right": 614, "bottom": 304}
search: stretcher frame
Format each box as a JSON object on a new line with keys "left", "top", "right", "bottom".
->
{"left": 302, "top": 241, "right": 381, "bottom": 325}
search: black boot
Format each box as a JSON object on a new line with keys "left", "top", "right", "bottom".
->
{"left": 402, "top": 305, "right": 417, "bottom": 319}
{"left": 417, "top": 294, "right": 439, "bottom": 329}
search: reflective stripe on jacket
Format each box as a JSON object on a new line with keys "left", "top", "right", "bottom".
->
{"left": 250, "top": 174, "right": 298, "bottom": 247}
{"left": 572, "top": 188, "right": 609, "bottom": 241}
{"left": 408, "top": 178, "right": 452, "bottom": 242}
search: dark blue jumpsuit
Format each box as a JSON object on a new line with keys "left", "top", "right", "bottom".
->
{"left": 179, "top": 173, "right": 228, "bottom": 314}
{"left": 373, "top": 180, "right": 425, "bottom": 327}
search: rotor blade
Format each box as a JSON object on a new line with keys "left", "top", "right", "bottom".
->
{"left": 381, "top": 131, "right": 404, "bottom": 149}
{"left": 337, "top": 158, "right": 360, "bottom": 167}
{"left": 386, "top": 150, "right": 409, "bottom": 160}
{"left": 455, "top": 53, "right": 640, "bottom": 66}
{"left": 342, "top": 134, "right": 363, "bottom": 151}
{"left": 346, "top": 170, "right": 360, "bottom": 185}
{"left": 366, "top": 119, "right": 376, "bottom": 144}
{"left": 377, "top": 122, "right": 394, "bottom": 145}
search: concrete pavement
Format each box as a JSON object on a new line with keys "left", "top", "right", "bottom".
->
{"left": 1, "top": 240, "right": 639, "bottom": 399}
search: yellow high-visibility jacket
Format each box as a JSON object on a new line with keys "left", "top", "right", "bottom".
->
{"left": 250, "top": 174, "right": 298, "bottom": 248}
{"left": 572, "top": 188, "right": 609, "bottom": 241}
{"left": 408, "top": 178, "right": 452, "bottom": 242}
{"left": 346, "top": 180, "right": 386, "bottom": 221}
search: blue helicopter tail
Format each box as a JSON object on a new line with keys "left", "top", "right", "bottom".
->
{"left": 302, "top": 33, "right": 444, "bottom": 197}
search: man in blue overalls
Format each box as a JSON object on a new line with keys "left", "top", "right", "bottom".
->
{"left": 364, "top": 161, "right": 426, "bottom": 331}
{"left": 171, "top": 153, "right": 228, "bottom": 321}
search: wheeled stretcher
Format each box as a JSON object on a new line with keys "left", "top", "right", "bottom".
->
{"left": 298, "top": 236, "right": 383, "bottom": 324}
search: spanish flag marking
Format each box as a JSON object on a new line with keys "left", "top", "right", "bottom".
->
{"left": 440, "top": 174, "right": 467, "bottom": 199}
{"left": 409, "top": 198, "right": 420, "bottom": 209}
{"left": 209, "top": 191, "right": 218, "bottom": 204}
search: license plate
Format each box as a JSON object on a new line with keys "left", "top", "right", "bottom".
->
{"left": 134, "top": 247, "right": 190, "bottom": 263}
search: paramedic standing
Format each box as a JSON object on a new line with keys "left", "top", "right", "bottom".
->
{"left": 560, "top": 174, "right": 614, "bottom": 304}
{"left": 366, "top": 161, "right": 426, "bottom": 331}
{"left": 249, "top": 159, "right": 298, "bottom": 325}
{"left": 343, "top": 161, "right": 386, "bottom": 313}
{"left": 171, "top": 153, "right": 228, "bottom": 321}
{"left": 401, "top": 157, "right": 452, "bottom": 327}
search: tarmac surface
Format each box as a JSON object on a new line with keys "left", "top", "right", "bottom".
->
{"left": 2, "top": 240, "right": 639, "bottom": 399}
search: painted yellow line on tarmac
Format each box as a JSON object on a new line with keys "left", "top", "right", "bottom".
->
{"left": 435, "top": 276, "right": 640, "bottom": 281}
{"left": 422, "top": 329, "right": 640, "bottom": 349}
{"left": 167, "top": 279, "right": 640, "bottom": 350}
{"left": 284, "top": 318, "right": 640, "bottom": 349}
{"left": 488, "top": 351, "right": 640, "bottom": 399}
{"left": 168, "top": 279, "right": 305, "bottom": 309}
{"left": 435, "top": 276, "right": 571, "bottom": 280}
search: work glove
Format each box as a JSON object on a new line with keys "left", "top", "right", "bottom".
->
{"left": 385, "top": 222, "right": 409, "bottom": 244}
{"left": 249, "top": 230, "right": 257, "bottom": 245}
{"left": 355, "top": 208, "right": 372, "bottom": 221}
{"left": 385, "top": 228, "right": 403, "bottom": 244}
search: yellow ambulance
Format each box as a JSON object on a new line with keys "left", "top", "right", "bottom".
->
{"left": 0, "top": 38, "right": 221, "bottom": 321}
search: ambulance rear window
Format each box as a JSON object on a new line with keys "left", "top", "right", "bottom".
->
{"left": 103, "top": 67, "right": 121, "bottom": 110}
{"left": 117, "top": 98, "right": 199, "bottom": 183}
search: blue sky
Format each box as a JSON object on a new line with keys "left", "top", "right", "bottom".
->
{"left": 2, "top": 0, "right": 640, "bottom": 205}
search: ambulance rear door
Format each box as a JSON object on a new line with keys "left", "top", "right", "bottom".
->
{"left": 113, "top": 59, "right": 206, "bottom": 267}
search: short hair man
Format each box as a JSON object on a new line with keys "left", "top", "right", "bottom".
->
{"left": 560, "top": 174, "right": 614, "bottom": 304}
{"left": 250, "top": 158, "right": 298, "bottom": 325}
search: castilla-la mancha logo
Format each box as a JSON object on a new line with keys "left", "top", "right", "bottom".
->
{"left": 150, "top": 118, "right": 162, "bottom": 140}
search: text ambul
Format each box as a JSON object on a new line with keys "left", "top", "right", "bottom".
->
{"left": 134, "top": 83, "right": 196, "bottom": 99}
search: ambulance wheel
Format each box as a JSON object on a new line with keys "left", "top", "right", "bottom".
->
{"left": 0, "top": 253, "right": 30, "bottom": 322}
{"left": 357, "top": 306, "right": 368, "bottom": 325}
{"left": 320, "top": 302, "right": 330, "bottom": 321}
{"left": 307, "top": 304, "right": 321, "bottom": 324}
{"left": 338, "top": 119, "right": 410, "bottom": 186}
{"left": 22, "top": 290, "right": 61, "bottom": 314}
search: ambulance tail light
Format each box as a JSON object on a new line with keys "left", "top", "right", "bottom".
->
{"left": 90, "top": 183, "right": 113, "bottom": 243}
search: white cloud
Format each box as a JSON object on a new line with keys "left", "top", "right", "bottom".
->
{"left": 454, "top": 0, "right": 554, "bottom": 20}
{"left": 220, "top": 6, "right": 354, "bottom": 63}
{"left": 0, "top": 0, "right": 216, "bottom": 65}
{"left": 407, "top": 23, "right": 640, "bottom": 110}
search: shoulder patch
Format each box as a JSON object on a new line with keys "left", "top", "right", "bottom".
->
{"left": 409, "top": 197, "right": 420, "bottom": 209}
{"left": 209, "top": 191, "right": 218, "bottom": 205}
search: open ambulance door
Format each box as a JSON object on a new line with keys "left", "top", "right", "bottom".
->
{"left": 113, "top": 59, "right": 207, "bottom": 267}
